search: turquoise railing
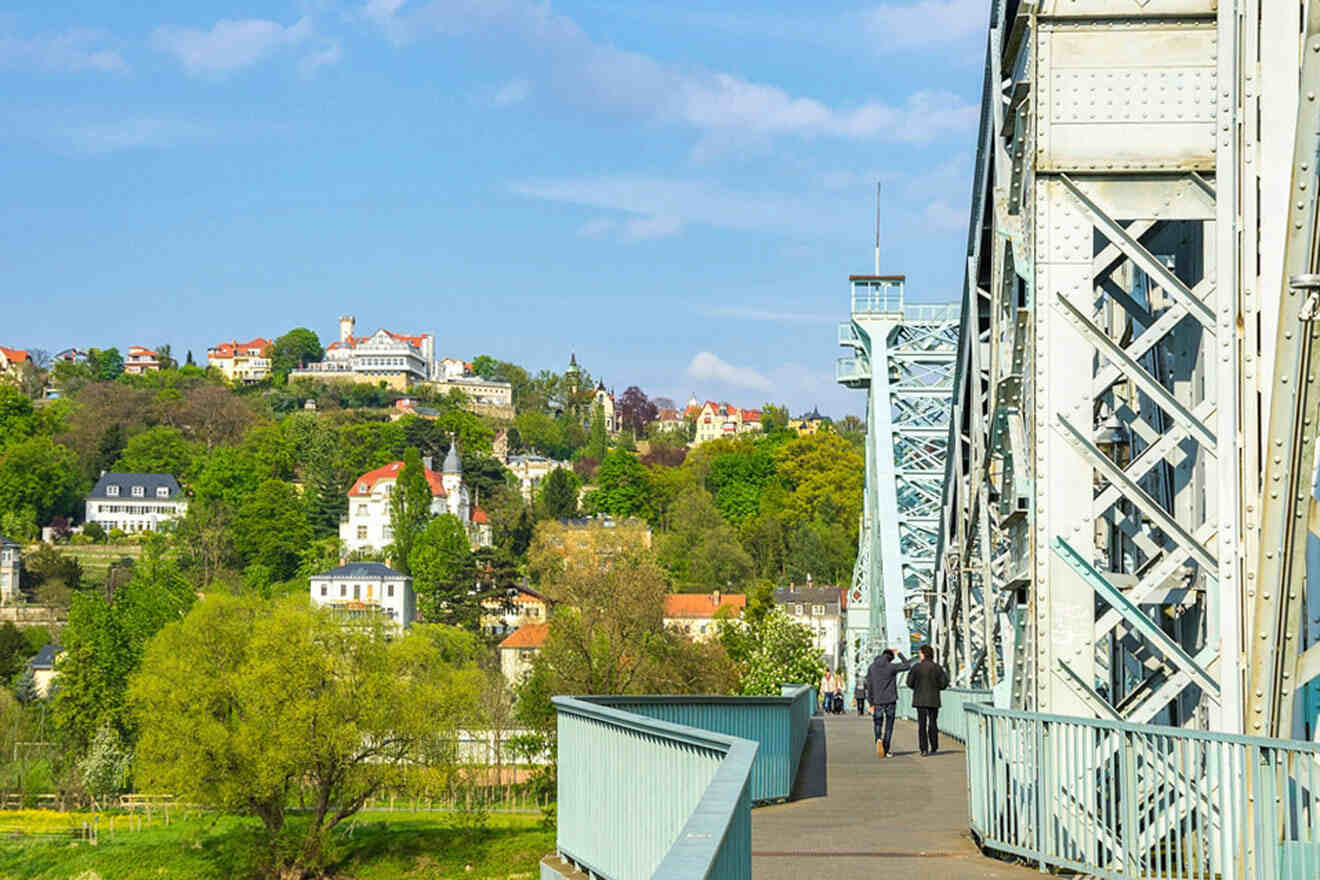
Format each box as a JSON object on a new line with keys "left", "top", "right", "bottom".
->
{"left": 584, "top": 685, "right": 816, "bottom": 805}
{"left": 895, "top": 684, "right": 991, "bottom": 743}
{"left": 554, "top": 696, "right": 756, "bottom": 880}
{"left": 964, "top": 705, "right": 1320, "bottom": 879}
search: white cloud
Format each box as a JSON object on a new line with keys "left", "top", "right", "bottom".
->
{"left": 298, "top": 41, "right": 342, "bottom": 77}
{"left": 686, "top": 352, "right": 773, "bottom": 392}
{"left": 621, "top": 214, "right": 681, "bottom": 242}
{"left": 577, "top": 217, "right": 616, "bottom": 239}
{"left": 152, "top": 17, "right": 312, "bottom": 76}
{"left": 493, "top": 77, "right": 531, "bottom": 107}
{"left": 60, "top": 119, "right": 210, "bottom": 154}
{"left": 862, "top": 0, "right": 988, "bottom": 48}
{"left": 923, "top": 199, "right": 965, "bottom": 232}
{"left": 0, "top": 28, "right": 127, "bottom": 73}
{"left": 363, "top": 1, "right": 975, "bottom": 143}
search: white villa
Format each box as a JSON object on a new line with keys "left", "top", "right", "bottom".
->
{"left": 288, "top": 315, "right": 435, "bottom": 391}
{"left": 84, "top": 473, "right": 188, "bottom": 534}
{"left": 309, "top": 561, "right": 415, "bottom": 628}
{"left": 338, "top": 446, "right": 491, "bottom": 554}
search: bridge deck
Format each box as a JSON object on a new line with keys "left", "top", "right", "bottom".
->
{"left": 750, "top": 713, "right": 1039, "bottom": 879}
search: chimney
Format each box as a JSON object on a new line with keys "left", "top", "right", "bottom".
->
{"left": 422, "top": 455, "right": 433, "bottom": 471}
{"left": 338, "top": 314, "right": 356, "bottom": 343}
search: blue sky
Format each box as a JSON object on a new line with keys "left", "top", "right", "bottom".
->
{"left": 1, "top": 0, "right": 987, "bottom": 418}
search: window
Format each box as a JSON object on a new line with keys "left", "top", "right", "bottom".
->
{"left": 132, "top": 485, "right": 144, "bottom": 497}
{"left": 320, "top": 585, "right": 327, "bottom": 596}
{"left": 356, "top": 504, "right": 367, "bottom": 515}
{"left": 367, "top": 583, "right": 373, "bottom": 600}
{"left": 387, "top": 584, "right": 394, "bottom": 598}
{"left": 794, "top": 604, "right": 804, "bottom": 616}
{"left": 156, "top": 486, "right": 170, "bottom": 498}
{"left": 812, "top": 605, "right": 825, "bottom": 617}
{"left": 357, "top": 525, "right": 368, "bottom": 540}
{"left": 353, "top": 584, "right": 360, "bottom": 600}
{"left": 106, "top": 485, "right": 120, "bottom": 497}
{"left": 340, "top": 584, "right": 346, "bottom": 597}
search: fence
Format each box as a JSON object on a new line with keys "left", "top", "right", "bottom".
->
{"left": 895, "top": 685, "right": 991, "bottom": 743}
{"left": 581, "top": 685, "right": 816, "bottom": 804}
{"left": 964, "top": 704, "right": 1320, "bottom": 879}
{"left": 553, "top": 696, "right": 755, "bottom": 880}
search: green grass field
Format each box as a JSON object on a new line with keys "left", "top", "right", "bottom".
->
{"left": 0, "top": 809, "right": 553, "bottom": 879}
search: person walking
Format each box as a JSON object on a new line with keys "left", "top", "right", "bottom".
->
{"left": 906, "top": 645, "right": 950, "bottom": 756}
{"left": 863, "top": 648, "right": 912, "bottom": 758}
{"left": 853, "top": 678, "right": 866, "bottom": 716}
{"left": 820, "top": 669, "right": 837, "bottom": 714}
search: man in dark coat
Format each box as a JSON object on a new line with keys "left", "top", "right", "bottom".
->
{"left": 906, "top": 644, "right": 950, "bottom": 755}
{"left": 864, "top": 648, "right": 911, "bottom": 758}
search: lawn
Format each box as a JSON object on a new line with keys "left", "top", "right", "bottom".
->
{"left": 0, "top": 809, "right": 554, "bottom": 879}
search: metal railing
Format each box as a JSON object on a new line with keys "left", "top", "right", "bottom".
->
{"left": 851, "top": 278, "right": 905, "bottom": 314}
{"left": 835, "top": 356, "right": 870, "bottom": 384}
{"left": 583, "top": 685, "right": 815, "bottom": 805}
{"left": 964, "top": 705, "right": 1320, "bottom": 879}
{"left": 838, "top": 321, "right": 862, "bottom": 346}
{"left": 895, "top": 685, "right": 991, "bottom": 743}
{"left": 554, "top": 696, "right": 755, "bottom": 880}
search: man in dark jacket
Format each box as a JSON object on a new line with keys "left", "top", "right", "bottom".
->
{"left": 864, "top": 649, "right": 911, "bottom": 758}
{"left": 906, "top": 645, "right": 950, "bottom": 755}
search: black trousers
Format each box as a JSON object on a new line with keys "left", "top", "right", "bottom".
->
{"left": 916, "top": 706, "right": 940, "bottom": 754}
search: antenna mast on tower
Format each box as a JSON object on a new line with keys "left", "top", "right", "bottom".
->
{"left": 874, "top": 181, "right": 882, "bottom": 275}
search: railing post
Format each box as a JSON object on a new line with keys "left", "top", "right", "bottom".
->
{"left": 1120, "top": 729, "right": 1140, "bottom": 876}
{"left": 1033, "top": 715, "right": 1047, "bottom": 872}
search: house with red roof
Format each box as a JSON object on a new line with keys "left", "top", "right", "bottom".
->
{"left": 0, "top": 347, "right": 29, "bottom": 381}
{"left": 339, "top": 443, "right": 492, "bottom": 555}
{"left": 207, "top": 337, "right": 272, "bottom": 383}
{"left": 693, "top": 401, "right": 764, "bottom": 445}
{"left": 663, "top": 591, "right": 746, "bottom": 641}
{"left": 498, "top": 622, "right": 549, "bottom": 683}
{"left": 288, "top": 315, "right": 435, "bottom": 391}
{"left": 123, "top": 346, "right": 162, "bottom": 375}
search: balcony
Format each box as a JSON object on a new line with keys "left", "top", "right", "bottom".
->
{"left": 850, "top": 276, "right": 905, "bottom": 315}
{"left": 835, "top": 356, "right": 870, "bottom": 386}
{"left": 837, "top": 321, "right": 862, "bottom": 348}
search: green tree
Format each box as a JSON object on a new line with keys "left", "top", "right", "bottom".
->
{"left": 130, "top": 595, "right": 483, "bottom": 878}
{"left": 538, "top": 467, "right": 579, "bottom": 519}
{"left": 720, "top": 606, "right": 825, "bottom": 696}
{"left": 53, "top": 544, "right": 195, "bottom": 748}
{"left": 88, "top": 347, "right": 124, "bottom": 381}
{"left": 0, "top": 622, "right": 31, "bottom": 683}
{"left": 760, "top": 403, "right": 790, "bottom": 431}
{"left": 582, "top": 449, "right": 656, "bottom": 521}
{"left": 408, "top": 514, "right": 476, "bottom": 627}
{"left": 586, "top": 403, "right": 608, "bottom": 461}
{"left": 0, "top": 387, "right": 38, "bottom": 453}
{"left": 388, "top": 448, "right": 433, "bottom": 575}
{"left": 0, "top": 436, "right": 83, "bottom": 525}
{"left": 268, "top": 328, "right": 324, "bottom": 384}
{"left": 471, "top": 355, "right": 498, "bottom": 378}
{"left": 111, "top": 426, "right": 200, "bottom": 478}
{"left": 79, "top": 723, "right": 132, "bottom": 801}
{"left": 233, "top": 480, "right": 312, "bottom": 581}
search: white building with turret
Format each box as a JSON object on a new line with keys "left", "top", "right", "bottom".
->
{"left": 289, "top": 315, "right": 435, "bottom": 391}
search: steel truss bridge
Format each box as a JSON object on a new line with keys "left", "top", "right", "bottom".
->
{"left": 837, "top": 277, "right": 959, "bottom": 694}
{"left": 934, "top": 0, "right": 1320, "bottom": 742}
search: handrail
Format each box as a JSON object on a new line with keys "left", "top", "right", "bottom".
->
{"left": 964, "top": 705, "right": 1320, "bottom": 879}
{"left": 553, "top": 696, "right": 758, "bottom": 879}
{"left": 895, "top": 685, "right": 991, "bottom": 743}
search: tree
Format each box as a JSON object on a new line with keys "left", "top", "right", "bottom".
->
{"left": 268, "top": 328, "right": 324, "bottom": 384}
{"left": 130, "top": 595, "right": 484, "bottom": 879}
{"left": 20, "top": 545, "right": 83, "bottom": 595}
{"left": 0, "top": 386, "right": 38, "bottom": 453}
{"left": 408, "top": 514, "right": 476, "bottom": 627}
{"left": 111, "top": 426, "right": 200, "bottom": 478}
{"left": 586, "top": 403, "right": 608, "bottom": 461}
{"left": 0, "top": 437, "right": 83, "bottom": 525}
{"left": 233, "top": 480, "right": 312, "bottom": 581}
{"left": 0, "top": 622, "right": 30, "bottom": 683}
{"left": 155, "top": 344, "right": 177, "bottom": 371}
{"left": 174, "top": 499, "right": 237, "bottom": 586}
{"left": 760, "top": 403, "right": 790, "bottom": 431}
{"left": 388, "top": 448, "right": 433, "bottom": 575}
{"left": 471, "top": 355, "right": 498, "bottom": 378}
{"left": 185, "top": 350, "right": 195, "bottom": 367}
{"left": 582, "top": 449, "right": 656, "bottom": 521}
{"left": 615, "top": 386, "right": 658, "bottom": 438}
{"left": 14, "top": 666, "right": 38, "bottom": 704}
{"left": 87, "top": 348, "right": 124, "bottom": 381}
{"left": 539, "top": 467, "right": 579, "bottom": 520}
{"left": 79, "top": 724, "right": 132, "bottom": 803}
{"left": 720, "top": 606, "right": 825, "bottom": 696}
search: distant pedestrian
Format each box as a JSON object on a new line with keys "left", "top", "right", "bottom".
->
{"left": 864, "top": 648, "right": 912, "bottom": 758}
{"left": 820, "top": 670, "right": 838, "bottom": 714}
{"left": 853, "top": 679, "right": 866, "bottom": 716}
{"left": 906, "top": 645, "right": 950, "bottom": 756}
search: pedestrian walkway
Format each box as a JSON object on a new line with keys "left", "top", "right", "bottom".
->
{"left": 750, "top": 713, "right": 1040, "bottom": 879}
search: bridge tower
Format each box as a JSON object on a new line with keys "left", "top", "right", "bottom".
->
{"left": 838, "top": 276, "right": 959, "bottom": 693}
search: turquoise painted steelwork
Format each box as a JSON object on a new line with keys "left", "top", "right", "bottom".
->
{"left": 554, "top": 696, "right": 756, "bottom": 880}
{"left": 895, "top": 684, "right": 990, "bottom": 743}
{"left": 584, "top": 685, "right": 816, "bottom": 805}
{"left": 964, "top": 705, "right": 1320, "bottom": 879}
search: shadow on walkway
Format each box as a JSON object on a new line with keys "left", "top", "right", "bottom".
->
{"left": 786, "top": 715, "right": 827, "bottom": 802}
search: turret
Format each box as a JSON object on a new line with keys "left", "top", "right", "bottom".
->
{"left": 338, "top": 315, "right": 356, "bottom": 344}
